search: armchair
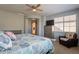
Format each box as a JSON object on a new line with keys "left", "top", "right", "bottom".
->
{"left": 59, "top": 33, "right": 78, "bottom": 48}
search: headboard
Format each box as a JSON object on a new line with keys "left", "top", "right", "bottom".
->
{"left": 3, "top": 30, "right": 22, "bottom": 34}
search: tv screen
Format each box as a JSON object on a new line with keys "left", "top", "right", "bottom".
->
{"left": 46, "top": 20, "right": 54, "bottom": 26}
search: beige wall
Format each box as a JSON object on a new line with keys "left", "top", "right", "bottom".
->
{"left": 0, "top": 10, "right": 24, "bottom": 32}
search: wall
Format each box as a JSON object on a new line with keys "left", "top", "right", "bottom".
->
{"left": 46, "top": 9, "right": 79, "bottom": 20}
{"left": 24, "top": 18, "right": 29, "bottom": 34}
{"left": 46, "top": 9, "right": 79, "bottom": 45}
{"left": 0, "top": 10, "right": 24, "bottom": 33}
{"left": 40, "top": 16, "right": 46, "bottom": 36}
{"left": 76, "top": 10, "right": 79, "bottom": 45}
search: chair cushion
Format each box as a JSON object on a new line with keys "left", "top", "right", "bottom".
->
{"left": 60, "top": 38, "right": 69, "bottom": 41}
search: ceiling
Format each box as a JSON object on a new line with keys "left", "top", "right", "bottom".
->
{"left": 0, "top": 4, "right": 79, "bottom": 16}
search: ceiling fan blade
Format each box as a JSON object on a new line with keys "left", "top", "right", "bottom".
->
{"left": 35, "top": 4, "right": 40, "bottom": 9}
{"left": 25, "top": 4, "right": 33, "bottom": 9}
{"left": 31, "top": 5, "right": 36, "bottom": 9}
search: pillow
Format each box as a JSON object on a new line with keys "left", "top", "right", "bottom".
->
{"left": 65, "top": 33, "right": 69, "bottom": 38}
{"left": 65, "top": 32, "right": 75, "bottom": 39}
{"left": 0, "top": 33, "right": 12, "bottom": 51}
{"left": 5, "top": 32, "right": 16, "bottom": 41}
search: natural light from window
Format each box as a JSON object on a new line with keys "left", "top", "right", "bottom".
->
{"left": 54, "top": 14, "right": 76, "bottom": 32}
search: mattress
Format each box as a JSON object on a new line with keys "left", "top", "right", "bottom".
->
{"left": 0, "top": 34, "right": 54, "bottom": 54}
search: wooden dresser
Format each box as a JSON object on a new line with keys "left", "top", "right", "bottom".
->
{"left": 44, "top": 25, "right": 54, "bottom": 38}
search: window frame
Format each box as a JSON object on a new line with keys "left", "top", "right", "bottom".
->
{"left": 54, "top": 14, "right": 76, "bottom": 32}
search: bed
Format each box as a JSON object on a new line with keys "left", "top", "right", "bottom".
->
{"left": 0, "top": 34, "right": 54, "bottom": 54}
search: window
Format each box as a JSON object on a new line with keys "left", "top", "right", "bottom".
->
{"left": 54, "top": 14, "right": 76, "bottom": 32}
{"left": 54, "top": 17, "right": 64, "bottom": 32}
{"left": 64, "top": 14, "right": 76, "bottom": 32}
{"left": 54, "top": 17, "right": 63, "bottom": 23}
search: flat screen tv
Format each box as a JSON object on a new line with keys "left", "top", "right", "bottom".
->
{"left": 46, "top": 20, "right": 54, "bottom": 26}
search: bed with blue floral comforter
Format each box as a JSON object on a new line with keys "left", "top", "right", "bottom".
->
{"left": 0, "top": 34, "right": 54, "bottom": 54}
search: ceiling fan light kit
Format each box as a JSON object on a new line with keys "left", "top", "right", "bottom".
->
{"left": 33, "top": 9, "right": 36, "bottom": 12}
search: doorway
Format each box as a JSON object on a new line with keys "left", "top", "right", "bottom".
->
{"left": 31, "top": 18, "right": 39, "bottom": 35}
{"left": 25, "top": 18, "right": 39, "bottom": 35}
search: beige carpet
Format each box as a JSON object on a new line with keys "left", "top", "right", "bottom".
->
{"left": 54, "top": 41, "right": 79, "bottom": 54}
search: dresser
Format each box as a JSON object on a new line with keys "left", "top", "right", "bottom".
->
{"left": 44, "top": 25, "right": 54, "bottom": 38}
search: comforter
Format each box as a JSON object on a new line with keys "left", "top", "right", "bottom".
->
{"left": 0, "top": 34, "right": 54, "bottom": 54}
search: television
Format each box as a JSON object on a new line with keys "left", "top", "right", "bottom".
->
{"left": 46, "top": 20, "right": 54, "bottom": 26}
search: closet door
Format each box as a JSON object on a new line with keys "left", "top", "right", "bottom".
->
{"left": 31, "top": 20, "right": 37, "bottom": 35}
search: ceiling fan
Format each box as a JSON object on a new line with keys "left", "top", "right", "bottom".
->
{"left": 25, "top": 4, "right": 42, "bottom": 12}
